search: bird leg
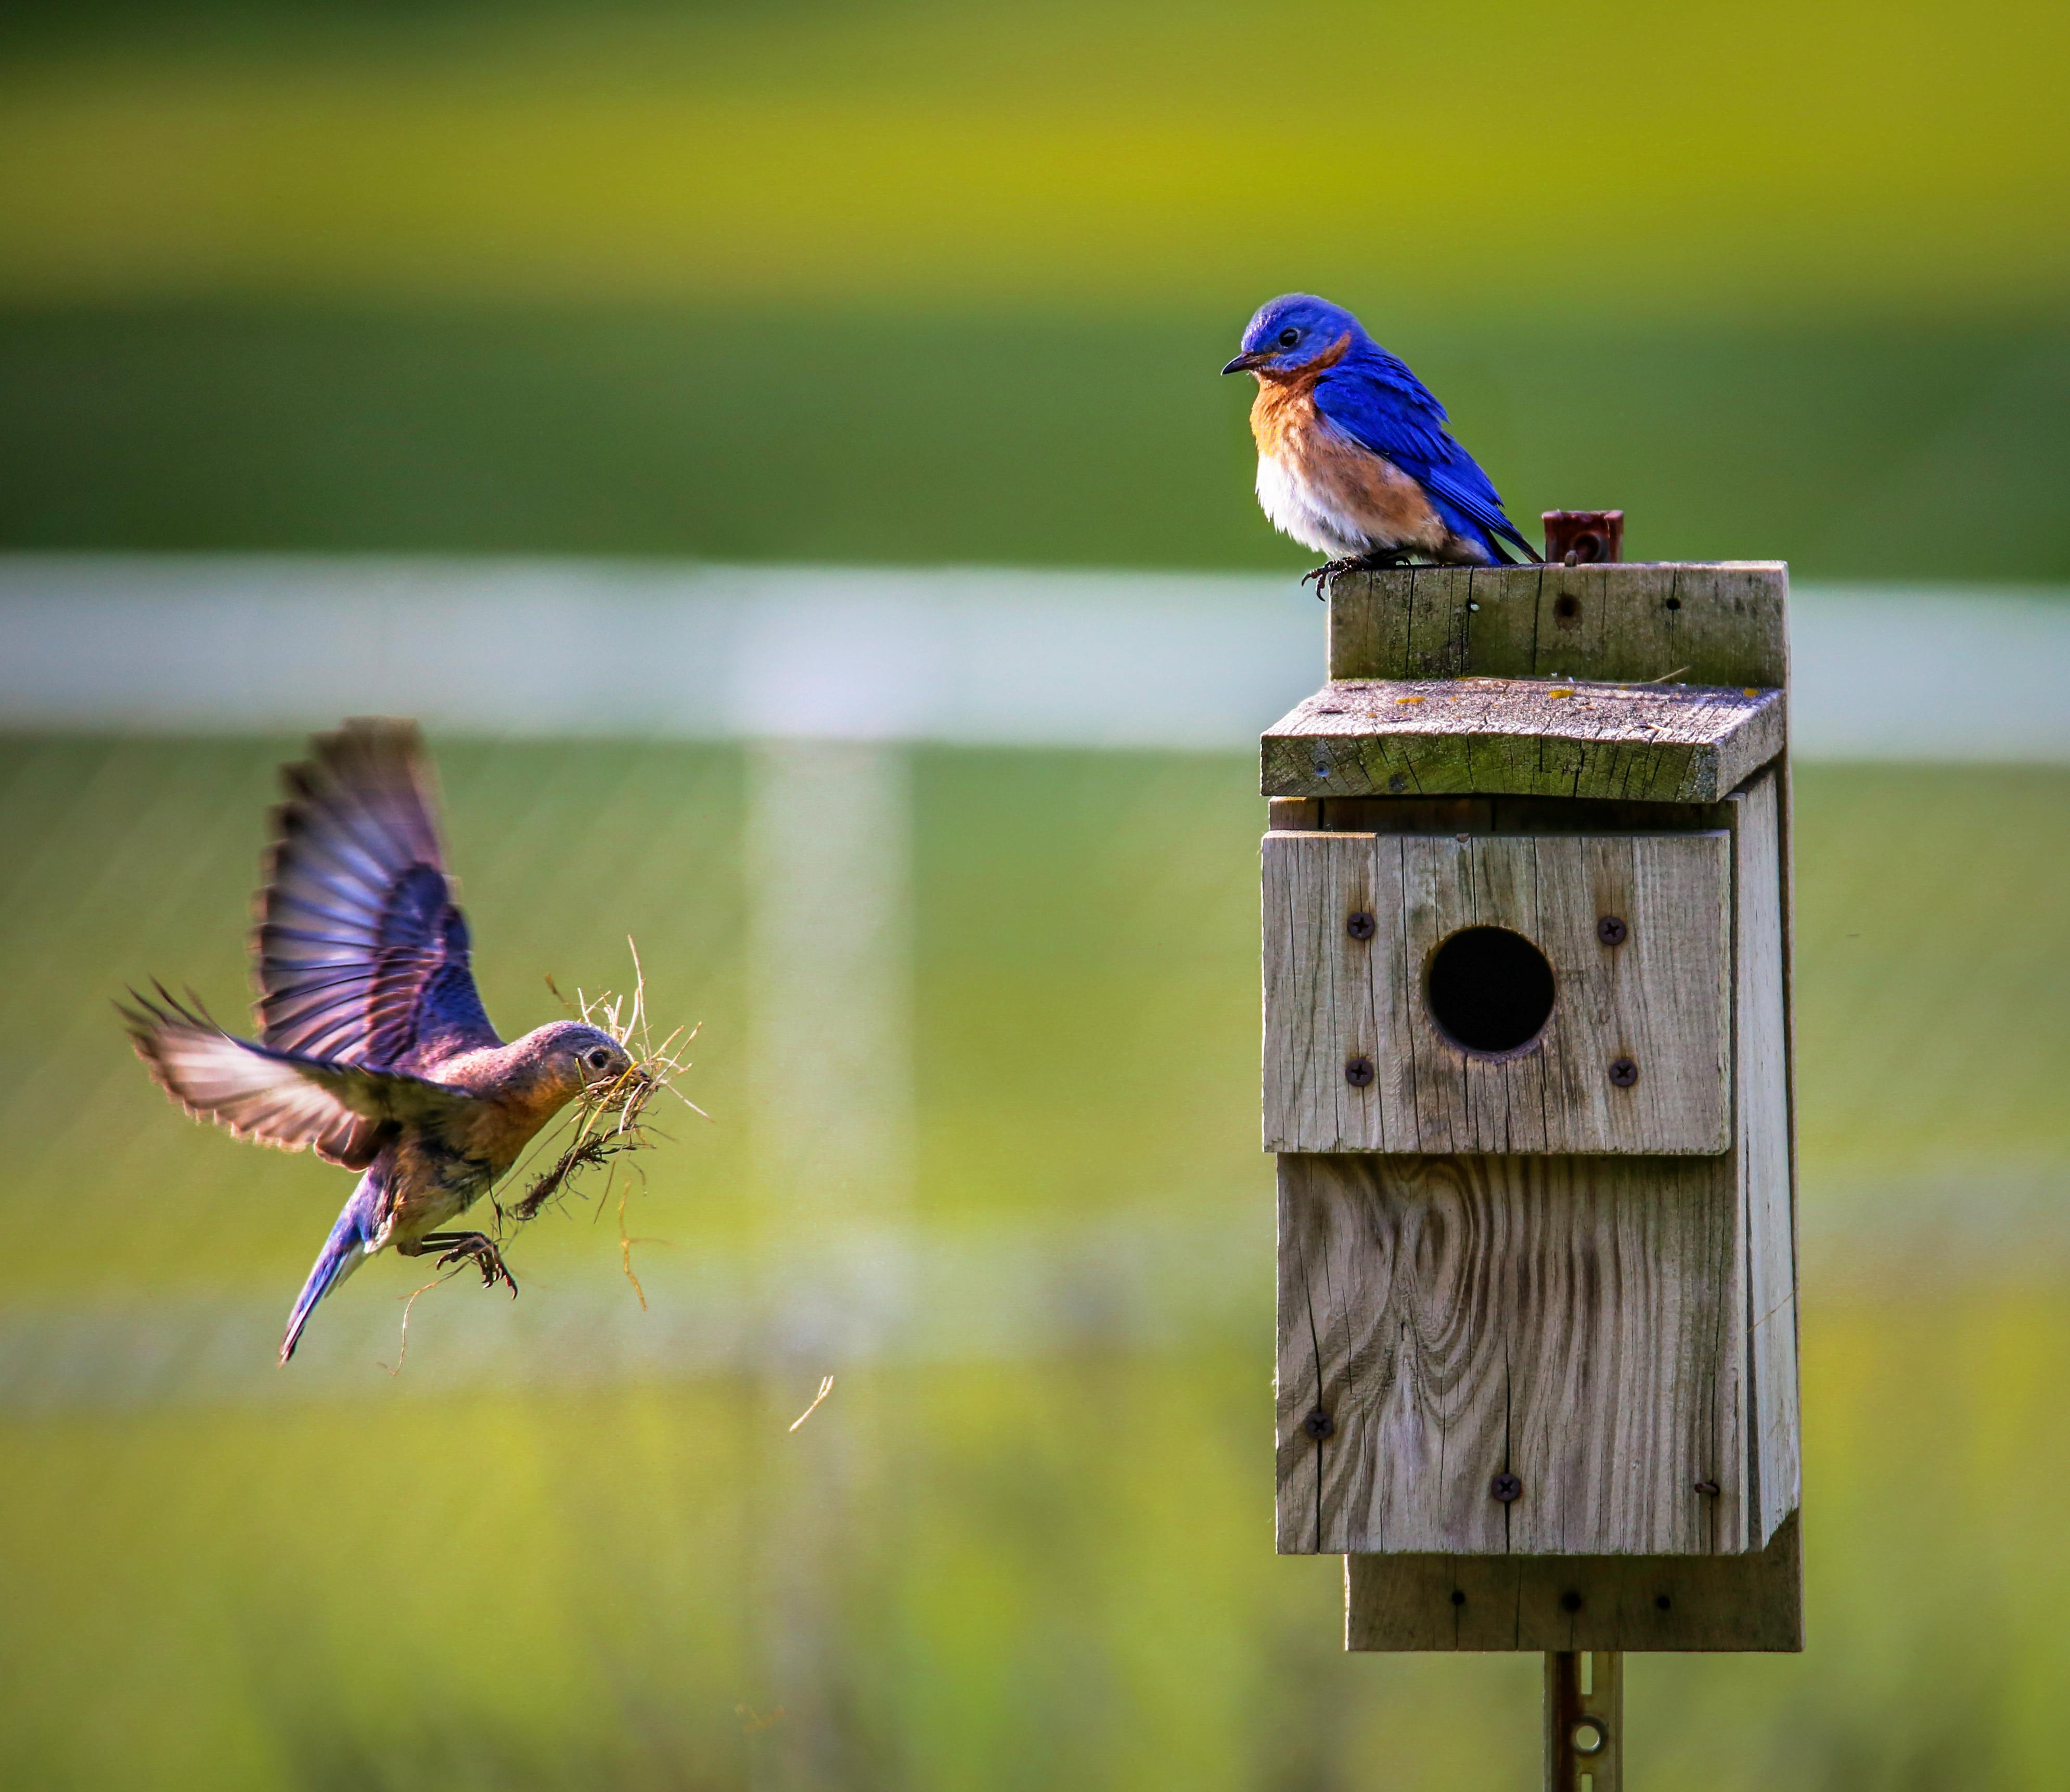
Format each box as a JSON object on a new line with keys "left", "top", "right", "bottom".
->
{"left": 1302, "top": 548, "right": 1416, "bottom": 596}
{"left": 414, "top": 1231, "right": 519, "bottom": 1296}
{"left": 1302, "top": 557, "right": 1358, "bottom": 595}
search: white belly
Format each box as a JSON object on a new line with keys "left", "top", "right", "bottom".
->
{"left": 1255, "top": 452, "right": 1373, "bottom": 558}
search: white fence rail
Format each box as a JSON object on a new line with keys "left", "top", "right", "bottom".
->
{"left": 2, "top": 555, "right": 2067, "bottom": 757}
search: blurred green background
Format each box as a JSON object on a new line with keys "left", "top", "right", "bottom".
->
{"left": 4, "top": 1, "right": 2070, "bottom": 1788}
{"left": 2, "top": 0, "right": 2068, "bottom": 575}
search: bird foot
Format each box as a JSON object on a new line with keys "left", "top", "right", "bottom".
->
{"left": 1301, "top": 557, "right": 1358, "bottom": 597}
{"left": 1302, "top": 551, "right": 1414, "bottom": 597}
{"left": 420, "top": 1231, "right": 519, "bottom": 1297}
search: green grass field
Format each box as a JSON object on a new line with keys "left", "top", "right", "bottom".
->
{"left": 6, "top": 739, "right": 2070, "bottom": 1790}
{"left": 5, "top": 0, "right": 2067, "bottom": 317}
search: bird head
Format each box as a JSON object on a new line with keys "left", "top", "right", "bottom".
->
{"left": 1222, "top": 294, "right": 1365, "bottom": 380}
{"left": 527, "top": 1020, "right": 637, "bottom": 1097}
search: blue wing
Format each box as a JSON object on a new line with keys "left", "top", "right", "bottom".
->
{"left": 1314, "top": 351, "right": 1538, "bottom": 564}
{"left": 254, "top": 719, "right": 499, "bottom": 1073}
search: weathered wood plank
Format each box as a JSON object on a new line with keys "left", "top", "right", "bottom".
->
{"left": 1396, "top": 831, "right": 1483, "bottom": 1147}
{"left": 1732, "top": 770, "right": 1800, "bottom": 1545}
{"left": 1277, "top": 1154, "right": 1742, "bottom": 1557}
{"left": 1266, "top": 797, "right": 1323, "bottom": 831}
{"left": 1261, "top": 677, "right": 1784, "bottom": 804}
{"left": 1343, "top": 1514, "right": 1803, "bottom": 1651}
{"left": 1327, "top": 564, "right": 1789, "bottom": 689}
{"left": 1262, "top": 833, "right": 1398, "bottom": 1151}
{"left": 1261, "top": 831, "right": 1731, "bottom": 1156}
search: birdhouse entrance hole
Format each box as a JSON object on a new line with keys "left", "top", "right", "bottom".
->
{"left": 1426, "top": 925, "right": 1555, "bottom": 1056}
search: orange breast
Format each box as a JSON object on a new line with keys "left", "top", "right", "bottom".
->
{"left": 1249, "top": 379, "right": 1315, "bottom": 459}
{"left": 451, "top": 1079, "right": 580, "bottom": 1172}
{"left": 1246, "top": 330, "right": 1352, "bottom": 459}
{"left": 1247, "top": 332, "right": 1446, "bottom": 554}
{"left": 1304, "top": 429, "right": 1447, "bottom": 548}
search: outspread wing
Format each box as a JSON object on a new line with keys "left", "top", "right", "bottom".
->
{"left": 255, "top": 719, "right": 499, "bottom": 1072}
{"left": 1315, "top": 353, "right": 1539, "bottom": 564}
{"left": 123, "top": 988, "right": 472, "bottom": 1169}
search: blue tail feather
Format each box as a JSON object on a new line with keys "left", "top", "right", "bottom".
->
{"left": 281, "top": 1175, "right": 379, "bottom": 1364}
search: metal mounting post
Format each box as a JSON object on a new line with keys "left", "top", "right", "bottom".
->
{"left": 1545, "top": 1650, "right": 1622, "bottom": 1791}
{"left": 1538, "top": 515, "right": 1626, "bottom": 1791}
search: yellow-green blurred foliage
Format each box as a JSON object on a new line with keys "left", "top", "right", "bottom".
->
{"left": 1, "top": 0, "right": 2067, "bottom": 573}
{"left": 3, "top": 0, "right": 2067, "bottom": 314}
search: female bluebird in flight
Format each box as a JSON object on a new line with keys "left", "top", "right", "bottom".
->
{"left": 124, "top": 721, "right": 635, "bottom": 1362}
{"left": 1224, "top": 294, "right": 1539, "bottom": 582}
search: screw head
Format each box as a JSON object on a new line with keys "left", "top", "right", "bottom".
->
{"left": 1693, "top": 1478, "right": 1721, "bottom": 1496}
{"left": 1449, "top": 1588, "right": 1467, "bottom": 1606}
{"left": 1559, "top": 1590, "right": 1584, "bottom": 1614}
{"left": 1597, "top": 914, "right": 1629, "bottom": 946}
{"left": 1313, "top": 761, "right": 1331, "bottom": 778}
{"left": 1490, "top": 1472, "right": 1522, "bottom": 1503}
{"left": 1608, "top": 1057, "right": 1639, "bottom": 1088}
{"left": 1346, "top": 911, "right": 1377, "bottom": 941}
{"left": 1344, "top": 1055, "right": 1375, "bottom": 1088}
{"left": 1302, "top": 1407, "right": 1336, "bottom": 1441}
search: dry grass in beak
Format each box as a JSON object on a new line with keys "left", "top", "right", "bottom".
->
{"left": 496, "top": 940, "right": 703, "bottom": 1300}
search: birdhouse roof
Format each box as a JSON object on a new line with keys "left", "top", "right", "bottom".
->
{"left": 1262, "top": 675, "right": 1784, "bottom": 804}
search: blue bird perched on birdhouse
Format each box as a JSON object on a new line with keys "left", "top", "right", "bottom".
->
{"left": 1223, "top": 293, "right": 1540, "bottom": 586}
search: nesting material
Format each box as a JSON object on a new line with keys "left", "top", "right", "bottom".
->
{"left": 497, "top": 944, "right": 701, "bottom": 1299}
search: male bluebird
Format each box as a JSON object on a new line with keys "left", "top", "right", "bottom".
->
{"left": 1223, "top": 295, "right": 1539, "bottom": 582}
{"left": 123, "top": 721, "right": 635, "bottom": 1362}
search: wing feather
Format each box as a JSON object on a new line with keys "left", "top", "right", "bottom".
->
{"left": 1315, "top": 354, "right": 1538, "bottom": 564}
{"left": 253, "top": 719, "right": 498, "bottom": 1070}
{"left": 122, "top": 989, "right": 470, "bottom": 1170}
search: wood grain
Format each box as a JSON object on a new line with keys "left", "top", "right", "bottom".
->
{"left": 1343, "top": 1515, "right": 1803, "bottom": 1652}
{"left": 1260, "top": 677, "right": 1784, "bottom": 804}
{"left": 1262, "top": 831, "right": 1731, "bottom": 1155}
{"left": 1276, "top": 1154, "right": 1741, "bottom": 1557}
{"left": 1731, "top": 770, "right": 1800, "bottom": 1545}
{"left": 1326, "top": 564, "right": 1789, "bottom": 689}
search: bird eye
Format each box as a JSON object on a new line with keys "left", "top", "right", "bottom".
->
{"left": 586, "top": 1048, "right": 610, "bottom": 1070}
{"left": 1278, "top": 327, "right": 1300, "bottom": 348}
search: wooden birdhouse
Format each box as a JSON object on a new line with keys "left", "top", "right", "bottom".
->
{"left": 1261, "top": 559, "right": 1802, "bottom": 1771}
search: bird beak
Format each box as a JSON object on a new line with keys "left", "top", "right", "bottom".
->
{"left": 1222, "top": 350, "right": 1271, "bottom": 376}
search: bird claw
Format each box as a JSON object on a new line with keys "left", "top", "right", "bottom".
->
{"left": 429, "top": 1233, "right": 519, "bottom": 1297}
{"left": 1303, "top": 550, "right": 1415, "bottom": 597}
{"left": 1302, "top": 558, "right": 1357, "bottom": 597}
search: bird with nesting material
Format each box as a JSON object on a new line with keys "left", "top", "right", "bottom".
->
{"left": 123, "top": 721, "right": 658, "bottom": 1363}
{"left": 1223, "top": 294, "right": 1541, "bottom": 587}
